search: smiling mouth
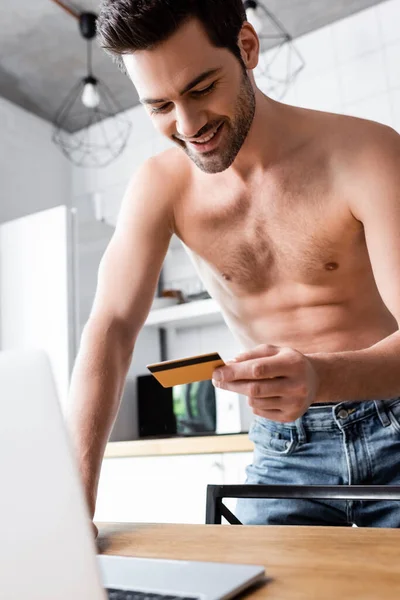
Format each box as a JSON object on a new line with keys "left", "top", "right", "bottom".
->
{"left": 186, "top": 123, "right": 223, "bottom": 146}
{"left": 189, "top": 123, "right": 223, "bottom": 145}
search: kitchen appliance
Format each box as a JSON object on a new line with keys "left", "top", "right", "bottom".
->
{"left": 137, "top": 374, "right": 251, "bottom": 438}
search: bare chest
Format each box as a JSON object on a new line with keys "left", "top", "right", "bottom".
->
{"left": 174, "top": 177, "right": 367, "bottom": 296}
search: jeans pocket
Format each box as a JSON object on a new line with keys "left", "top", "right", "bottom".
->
{"left": 249, "top": 416, "right": 297, "bottom": 456}
{"left": 388, "top": 398, "right": 400, "bottom": 433}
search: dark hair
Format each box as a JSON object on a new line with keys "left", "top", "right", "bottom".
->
{"left": 97, "top": 0, "right": 247, "bottom": 72}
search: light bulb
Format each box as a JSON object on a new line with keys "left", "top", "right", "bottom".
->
{"left": 246, "top": 6, "right": 263, "bottom": 34}
{"left": 82, "top": 81, "right": 101, "bottom": 108}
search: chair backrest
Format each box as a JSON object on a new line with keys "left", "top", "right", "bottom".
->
{"left": 206, "top": 484, "right": 400, "bottom": 524}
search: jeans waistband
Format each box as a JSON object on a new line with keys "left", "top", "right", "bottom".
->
{"left": 290, "top": 397, "right": 400, "bottom": 440}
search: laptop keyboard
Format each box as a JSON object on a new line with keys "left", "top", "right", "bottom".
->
{"left": 106, "top": 590, "right": 198, "bottom": 600}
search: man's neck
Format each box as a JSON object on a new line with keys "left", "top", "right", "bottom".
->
{"left": 230, "top": 92, "right": 299, "bottom": 182}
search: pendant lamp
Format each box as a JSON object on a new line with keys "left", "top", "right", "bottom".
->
{"left": 52, "top": 7, "right": 131, "bottom": 168}
{"left": 243, "top": 0, "right": 305, "bottom": 99}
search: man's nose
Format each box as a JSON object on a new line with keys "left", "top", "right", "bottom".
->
{"left": 175, "top": 105, "right": 208, "bottom": 140}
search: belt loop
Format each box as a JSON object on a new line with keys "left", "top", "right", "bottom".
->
{"left": 374, "top": 400, "right": 391, "bottom": 427}
{"left": 295, "top": 416, "right": 307, "bottom": 444}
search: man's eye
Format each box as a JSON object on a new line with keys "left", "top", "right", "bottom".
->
{"left": 192, "top": 82, "right": 216, "bottom": 96}
{"left": 151, "top": 103, "right": 172, "bottom": 114}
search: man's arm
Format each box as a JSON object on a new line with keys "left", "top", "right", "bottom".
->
{"left": 308, "top": 124, "right": 400, "bottom": 403}
{"left": 67, "top": 156, "right": 176, "bottom": 521}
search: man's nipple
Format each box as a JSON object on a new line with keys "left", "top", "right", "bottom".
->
{"left": 325, "top": 262, "right": 339, "bottom": 271}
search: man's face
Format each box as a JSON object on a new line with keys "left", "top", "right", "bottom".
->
{"left": 123, "top": 19, "right": 256, "bottom": 174}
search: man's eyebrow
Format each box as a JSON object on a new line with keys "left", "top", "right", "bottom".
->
{"left": 140, "top": 67, "right": 222, "bottom": 105}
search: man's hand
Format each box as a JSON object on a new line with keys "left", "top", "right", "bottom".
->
{"left": 212, "top": 344, "right": 320, "bottom": 422}
{"left": 77, "top": 470, "right": 99, "bottom": 538}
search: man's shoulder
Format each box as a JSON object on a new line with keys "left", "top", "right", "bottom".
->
{"left": 326, "top": 112, "right": 400, "bottom": 174}
{"left": 298, "top": 106, "right": 396, "bottom": 144}
{"left": 299, "top": 108, "right": 399, "bottom": 174}
{"left": 145, "top": 146, "right": 192, "bottom": 181}
{"left": 132, "top": 147, "right": 192, "bottom": 202}
{"left": 316, "top": 112, "right": 400, "bottom": 213}
{"left": 311, "top": 110, "right": 398, "bottom": 154}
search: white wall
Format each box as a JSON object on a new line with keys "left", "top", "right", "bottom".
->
{"left": 281, "top": 0, "right": 400, "bottom": 129}
{"left": 0, "top": 97, "right": 71, "bottom": 223}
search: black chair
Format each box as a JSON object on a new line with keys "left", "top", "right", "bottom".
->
{"left": 205, "top": 484, "right": 400, "bottom": 524}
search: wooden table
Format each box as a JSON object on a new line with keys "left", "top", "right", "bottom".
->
{"left": 97, "top": 522, "right": 400, "bottom": 600}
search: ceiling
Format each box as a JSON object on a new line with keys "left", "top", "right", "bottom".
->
{"left": 0, "top": 0, "right": 387, "bottom": 133}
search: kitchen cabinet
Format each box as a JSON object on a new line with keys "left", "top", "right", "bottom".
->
{"left": 95, "top": 438, "right": 253, "bottom": 524}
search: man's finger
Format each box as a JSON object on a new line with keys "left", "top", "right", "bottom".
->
{"left": 214, "top": 357, "right": 285, "bottom": 382}
{"left": 232, "top": 344, "right": 280, "bottom": 363}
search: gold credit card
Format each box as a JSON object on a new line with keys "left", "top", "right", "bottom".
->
{"left": 146, "top": 352, "right": 225, "bottom": 388}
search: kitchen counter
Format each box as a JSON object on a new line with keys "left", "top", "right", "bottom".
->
{"left": 104, "top": 433, "right": 253, "bottom": 458}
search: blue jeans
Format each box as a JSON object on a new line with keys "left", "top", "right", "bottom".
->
{"left": 236, "top": 398, "right": 400, "bottom": 527}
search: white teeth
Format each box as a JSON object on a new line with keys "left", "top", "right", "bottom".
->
{"left": 199, "top": 130, "right": 216, "bottom": 143}
{"left": 192, "top": 125, "right": 220, "bottom": 144}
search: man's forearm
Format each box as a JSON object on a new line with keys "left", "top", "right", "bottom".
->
{"left": 307, "top": 329, "right": 400, "bottom": 404}
{"left": 67, "top": 320, "right": 134, "bottom": 514}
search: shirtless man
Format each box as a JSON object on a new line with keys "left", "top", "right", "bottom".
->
{"left": 68, "top": 0, "right": 400, "bottom": 530}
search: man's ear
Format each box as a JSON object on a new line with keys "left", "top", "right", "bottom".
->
{"left": 238, "top": 22, "right": 259, "bottom": 70}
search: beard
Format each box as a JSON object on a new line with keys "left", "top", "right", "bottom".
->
{"left": 173, "top": 69, "right": 256, "bottom": 174}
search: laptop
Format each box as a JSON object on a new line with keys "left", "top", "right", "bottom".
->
{"left": 0, "top": 349, "right": 265, "bottom": 600}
